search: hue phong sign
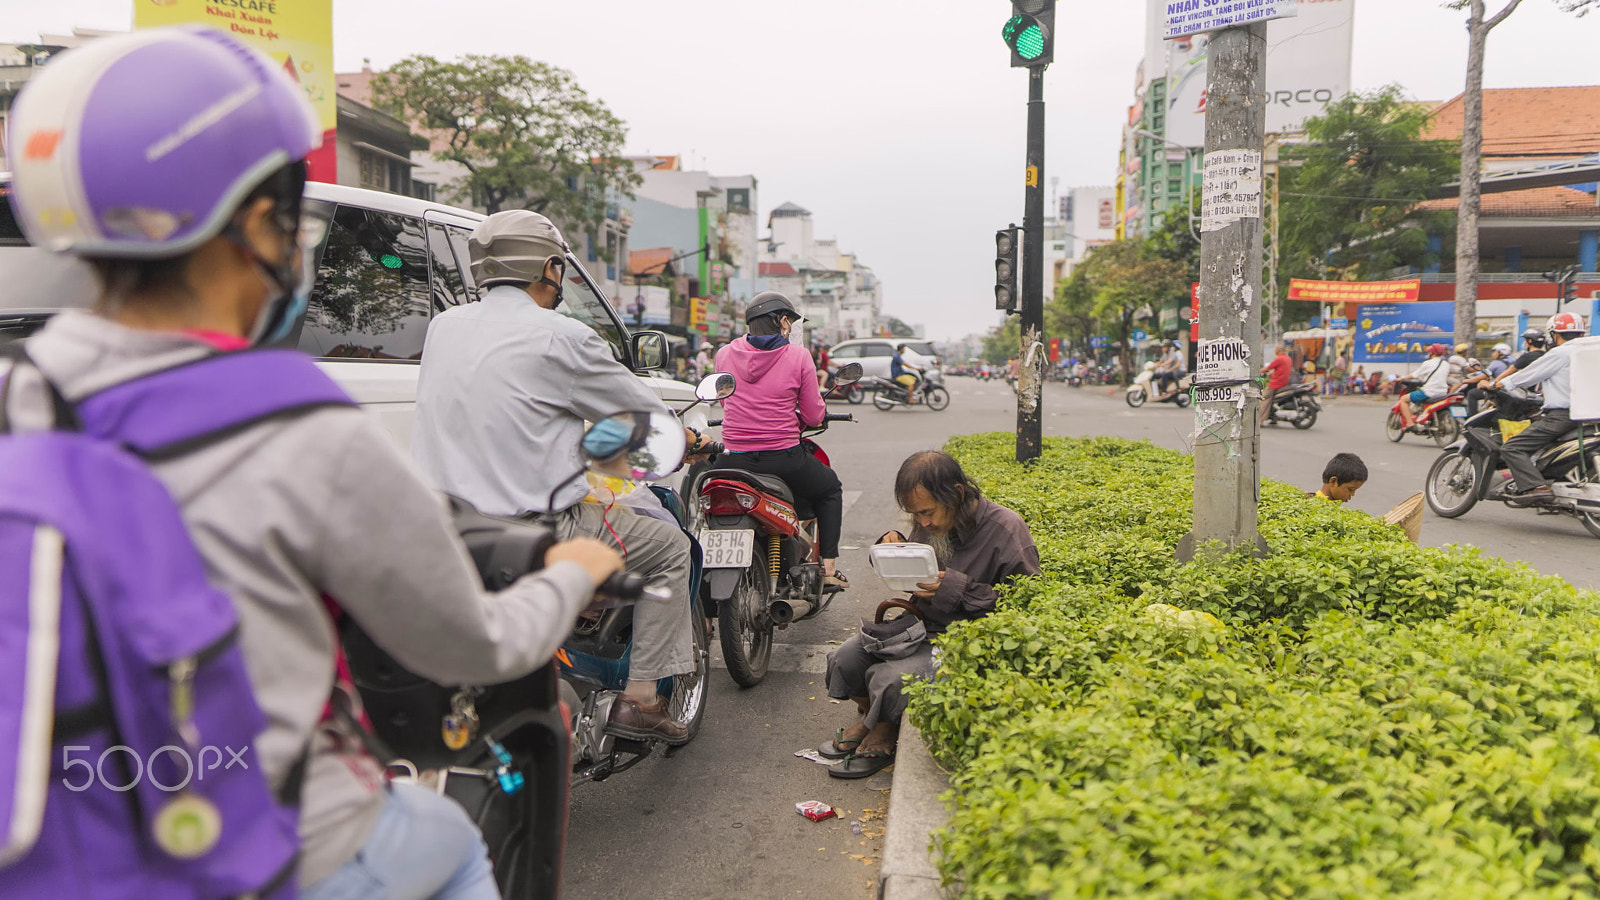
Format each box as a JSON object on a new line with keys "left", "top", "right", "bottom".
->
{"left": 1164, "top": 0, "right": 1298, "bottom": 40}
{"left": 135, "top": 0, "right": 337, "bottom": 183}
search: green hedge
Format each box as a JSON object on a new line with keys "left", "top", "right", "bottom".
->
{"left": 908, "top": 433, "right": 1600, "bottom": 899}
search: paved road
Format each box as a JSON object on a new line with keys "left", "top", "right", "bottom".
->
{"left": 563, "top": 376, "right": 1599, "bottom": 900}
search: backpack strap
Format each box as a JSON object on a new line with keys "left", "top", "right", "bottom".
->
{"left": 0, "top": 343, "right": 81, "bottom": 435}
{"left": 73, "top": 349, "right": 357, "bottom": 459}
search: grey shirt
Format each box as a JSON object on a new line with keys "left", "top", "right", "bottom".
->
{"left": 412, "top": 285, "right": 672, "bottom": 516}
{"left": 906, "top": 499, "right": 1041, "bottom": 634}
{"left": 9, "top": 312, "right": 595, "bottom": 885}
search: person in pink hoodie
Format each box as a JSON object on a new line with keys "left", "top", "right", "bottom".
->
{"left": 716, "top": 293, "right": 848, "bottom": 589}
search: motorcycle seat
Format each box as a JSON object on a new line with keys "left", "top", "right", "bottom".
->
{"left": 703, "top": 467, "right": 796, "bottom": 505}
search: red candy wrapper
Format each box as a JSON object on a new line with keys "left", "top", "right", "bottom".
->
{"left": 796, "top": 800, "right": 836, "bottom": 822}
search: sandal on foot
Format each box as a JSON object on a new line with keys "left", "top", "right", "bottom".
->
{"left": 824, "top": 571, "right": 849, "bottom": 593}
{"left": 829, "top": 748, "right": 894, "bottom": 779}
{"left": 819, "top": 727, "right": 864, "bottom": 760}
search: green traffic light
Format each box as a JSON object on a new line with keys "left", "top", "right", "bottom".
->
{"left": 1002, "top": 14, "right": 1046, "bottom": 61}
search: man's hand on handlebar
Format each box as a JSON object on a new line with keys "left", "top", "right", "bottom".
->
{"left": 546, "top": 537, "right": 624, "bottom": 590}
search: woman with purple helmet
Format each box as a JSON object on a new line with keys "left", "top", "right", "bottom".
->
{"left": 5, "top": 27, "right": 624, "bottom": 899}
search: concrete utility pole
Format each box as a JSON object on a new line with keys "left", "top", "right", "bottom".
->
{"left": 1016, "top": 66, "right": 1046, "bottom": 463}
{"left": 1181, "top": 22, "right": 1269, "bottom": 561}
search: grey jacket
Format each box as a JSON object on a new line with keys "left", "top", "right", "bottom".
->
{"left": 9, "top": 312, "right": 594, "bottom": 885}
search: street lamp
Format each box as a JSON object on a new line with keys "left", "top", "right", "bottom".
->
{"left": 1132, "top": 128, "right": 1199, "bottom": 243}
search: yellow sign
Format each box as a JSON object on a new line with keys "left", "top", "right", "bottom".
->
{"left": 1287, "top": 278, "right": 1422, "bottom": 303}
{"left": 1025, "top": 166, "right": 1039, "bottom": 187}
{"left": 134, "top": 0, "right": 337, "bottom": 182}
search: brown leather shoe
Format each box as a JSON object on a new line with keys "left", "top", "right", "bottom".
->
{"left": 606, "top": 695, "right": 690, "bottom": 746}
{"left": 1508, "top": 485, "right": 1555, "bottom": 508}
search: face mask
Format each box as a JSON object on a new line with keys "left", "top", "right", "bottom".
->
{"left": 247, "top": 214, "right": 326, "bottom": 347}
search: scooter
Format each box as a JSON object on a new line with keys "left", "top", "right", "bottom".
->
{"left": 1425, "top": 387, "right": 1600, "bottom": 538}
{"left": 694, "top": 363, "right": 863, "bottom": 687}
{"left": 860, "top": 372, "right": 951, "bottom": 411}
{"left": 1387, "top": 379, "right": 1465, "bottom": 447}
{"left": 1262, "top": 383, "right": 1322, "bottom": 430}
{"left": 823, "top": 368, "right": 865, "bottom": 404}
{"left": 1126, "top": 362, "right": 1192, "bottom": 408}
{"left": 341, "top": 407, "right": 707, "bottom": 900}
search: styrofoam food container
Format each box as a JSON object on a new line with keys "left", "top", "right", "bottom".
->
{"left": 869, "top": 542, "right": 940, "bottom": 592}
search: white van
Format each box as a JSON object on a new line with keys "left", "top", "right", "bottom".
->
{"left": 0, "top": 180, "right": 703, "bottom": 443}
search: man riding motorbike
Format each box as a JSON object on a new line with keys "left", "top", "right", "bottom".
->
{"left": 1499, "top": 312, "right": 1590, "bottom": 507}
{"left": 715, "top": 292, "right": 848, "bottom": 590}
{"left": 1153, "top": 340, "right": 1185, "bottom": 399}
{"left": 1398, "top": 343, "right": 1452, "bottom": 430}
{"left": 1460, "top": 342, "right": 1514, "bottom": 416}
{"left": 411, "top": 210, "right": 699, "bottom": 746}
{"left": 2, "top": 27, "right": 622, "bottom": 899}
{"left": 892, "top": 343, "right": 925, "bottom": 404}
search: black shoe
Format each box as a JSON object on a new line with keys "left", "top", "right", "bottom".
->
{"left": 1506, "top": 485, "right": 1555, "bottom": 508}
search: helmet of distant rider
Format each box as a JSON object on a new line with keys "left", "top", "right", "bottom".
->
{"left": 1523, "top": 328, "right": 1549, "bottom": 349}
{"left": 6, "top": 27, "right": 321, "bottom": 342}
{"left": 1427, "top": 344, "right": 1449, "bottom": 357}
{"left": 469, "top": 210, "right": 570, "bottom": 290}
{"left": 1546, "top": 312, "right": 1588, "bottom": 337}
{"left": 1492, "top": 342, "right": 1512, "bottom": 357}
{"left": 745, "top": 291, "right": 805, "bottom": 324}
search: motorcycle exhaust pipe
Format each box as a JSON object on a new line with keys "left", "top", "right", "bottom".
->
{"left": 769, "top": 597, "right": 813, "bottom": 626}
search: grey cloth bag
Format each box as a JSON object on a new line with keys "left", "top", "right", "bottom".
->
{"left": 859, "top": 599, "right": 928, "bottom": 661}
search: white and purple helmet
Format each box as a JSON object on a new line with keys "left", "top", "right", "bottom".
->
{"left": 6, "top": 26, "right": 320, "bottom": 258}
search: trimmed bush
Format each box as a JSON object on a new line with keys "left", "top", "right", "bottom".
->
{"left": 908, "top": 433, "right": 1600, "bottom": 899}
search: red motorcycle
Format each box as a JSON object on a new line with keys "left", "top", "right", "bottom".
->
{"left": 693, "top": 364, "right": 861, "bottom": 687}
{"left": 1387, "top": 379, "right": 1466, "bottom": 448}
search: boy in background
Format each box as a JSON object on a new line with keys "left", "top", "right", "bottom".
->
{"left": 1315, "top": 453, "right": 1368, "bottom": 504}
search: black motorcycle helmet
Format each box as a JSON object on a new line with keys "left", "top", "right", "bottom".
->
{"left": 745, "top": 291, "right": 805, "bottom": 325}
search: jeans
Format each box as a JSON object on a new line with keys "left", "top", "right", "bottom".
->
{"left": 546, "top": 501, "right": 694, "bottom": 681}
{"left": 1503, "top": 408, "right": 1572, "bottom": 493}
{"left": 720, "top": 444, "right": 845, "bottom": 559}
{"left": 302, "top": 783, "right": 499, "bottom": 900}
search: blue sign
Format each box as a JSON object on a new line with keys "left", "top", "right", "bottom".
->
{"left": 1353, "top": 302, "right": 1456, "bottom": 365}
{"left": 1090, "top": 336, "right": 1109, "bottom": 349}
{"left": 1330, "top": 317, "right": 1350, "bottom": 330}
{"left": 1132, "top": 329, "right": 1149, "bottom": 342}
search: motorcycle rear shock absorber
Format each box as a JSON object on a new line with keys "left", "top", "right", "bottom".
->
{"left": 768, "top": 534, "right": 782, "bottom": 595}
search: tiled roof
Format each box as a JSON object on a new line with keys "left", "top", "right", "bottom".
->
{"left": 1418, "top": 185, "right": 1600, "bottom": 218}
{"left": 630, "top": 247, "right": 678, "bottom": 276}
{"left": 759, "top": 262, "right": 798, "bottom": 276}
{"left": 1424, "top": 86, "right": 1600, "bottom": 158}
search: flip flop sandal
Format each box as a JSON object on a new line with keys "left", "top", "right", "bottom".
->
{"left": 819, "top": 727, "right": 865, "bottom": 760}
{"left": 828, "top": 748, "right": 894, "bottom": 779}
{"left": 823, "top": 572, "right": 850, "bottom": 594}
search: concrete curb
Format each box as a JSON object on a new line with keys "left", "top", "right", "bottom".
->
{"left": 879, "top": 721, "right": 952, "bottom": 900}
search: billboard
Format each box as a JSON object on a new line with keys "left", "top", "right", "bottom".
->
{"left": 1160, "top": 0, "right": 1354, "bottom": 148}
{"left": 1353, "top": 302, "right": 1456, "bottom": 366}
{"left": 134, "top": 0, "right": 337, "bottom": 182}
{"left": 621, "top": 285, "right": 671, "bottom": 327}
{"left": 1288, "top": 278, "right": 1422, "bottom": 304}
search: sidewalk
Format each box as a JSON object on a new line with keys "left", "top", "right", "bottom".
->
{"left": 879, "top": 721, "right": 953, "bottom": 899}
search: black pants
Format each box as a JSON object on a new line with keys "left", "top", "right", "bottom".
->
{"left": 1502, "top": 408, "right": 1571, "bottom": 492}
{"left": 1466, "top": 387, "right": 1488, "bottom": 417}
{"left": 720, "top": 445, "right": 843, "bottom": 559}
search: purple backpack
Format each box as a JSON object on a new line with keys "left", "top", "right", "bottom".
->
{"left": 0, "top": 349, "right": 355, "bottom": 900}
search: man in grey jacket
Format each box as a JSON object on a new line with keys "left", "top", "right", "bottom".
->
{"left": 413, "top": 210, "right": 697, "bottom": 744}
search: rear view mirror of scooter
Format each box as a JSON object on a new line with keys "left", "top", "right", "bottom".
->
{"left": 695, "top": 372, "right": 736, "bottom": 403}
{"left": 833, "top": 362, "right": 863, "bottom": 386}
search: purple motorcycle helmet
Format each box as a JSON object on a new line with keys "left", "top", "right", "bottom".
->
{"left": 6, "top": 27, "right": 322, "bottom": 342}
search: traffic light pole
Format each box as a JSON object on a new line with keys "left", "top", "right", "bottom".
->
{"left": 1016, "top": 66, "right": 1046, "bottom": 464}
{"left": 1181, "top": 22, "right": 1268, "bottom": 561}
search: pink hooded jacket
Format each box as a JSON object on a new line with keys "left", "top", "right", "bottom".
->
{"left": 715, "top": 337, "right": 826, "bottom": 451}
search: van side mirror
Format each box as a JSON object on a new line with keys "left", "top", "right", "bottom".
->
{"left": 632, "top": 331, "right": 668, "bottom": 370}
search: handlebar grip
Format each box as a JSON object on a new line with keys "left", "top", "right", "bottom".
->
{"left": 700, "top": 442, "right": 724, "bottom": 455}
{"left": 707, "top": 418, "right": 723, "bottom": 428}
{"left": 597, "top": 571, "right": 646, "bottom": 602}
{"left": 824, "top": 413, "right": 855, "bottom": 423}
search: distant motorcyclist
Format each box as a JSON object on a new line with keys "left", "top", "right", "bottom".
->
{"left": 1397, "top": 344, "right": 1452, "bottom": 430}
{"left": 892, "top": 343, "right": 925, "bottom": 404}
{"left": 1153, "top": 340, "right": 1185, "bottom": 399}
{"left": 1499, "top": 313, "right": 1590, "bottom": 507}
{"left": 1461, "top": 342, "right": 1514, "bottom": 416}
{"left": 1491, "top": 328, "right": 1550, "bottom": 388}
{"left": 716, "top": 293, "right": 848, "bottom": 590}
{"left": 412, "top": 210, "right": 699, "bottom": 746}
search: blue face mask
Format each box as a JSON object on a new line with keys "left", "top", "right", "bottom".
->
{"left": 582, "top": 417, "right": 636, "bottom": 461}
{"left": 249, "top": 215, "right": 325, "bottom": 347}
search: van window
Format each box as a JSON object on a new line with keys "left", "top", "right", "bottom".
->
{"left": 443, "top": 226, "right": 481, "bottom": 301}
{"left": 299, "top": 206, "right": 432, "bottom": 360}
{"left": 906, "top": 341, "right": 937, "bottom": 358}
{"left": 426, "top": 223, "right": 471, "bottom": 310}
{"left": 830, "top": 345, "right": 862, "bottom": 359}
{"left": 557, "top": 263, "right": 625, "bottom": 362}
{"left": 863, "top": 344, "right": 894, "bottom": 357}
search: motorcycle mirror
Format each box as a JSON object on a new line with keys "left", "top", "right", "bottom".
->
{"left": 834, "top": 362, "right": 863, "bottom": 386}
{"left": 581, "top": 410, "right": 687, "bottom": 482}
{"left": 696, "top": 372, "right": 736, "bottom": 402}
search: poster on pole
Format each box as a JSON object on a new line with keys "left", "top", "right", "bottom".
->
{"left": 1200, "top": 150, "right": 1262, "bottom": 233}
{"left": 1352, "top": 302, "right": 1457, "bottom": 365}
{"left": 134, "top": 0, "right": 337, "bottom": 183}
{"left": 1164, "top": 0, "right": 1297, "bottom": 40}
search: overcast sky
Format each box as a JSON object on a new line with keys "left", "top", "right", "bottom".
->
{"left": 9, "top": 1, "right": 1598, "bottom": 339}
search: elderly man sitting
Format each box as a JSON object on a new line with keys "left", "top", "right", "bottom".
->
{"left": 821, "top": 450, "right": 1040, "bottom": 778}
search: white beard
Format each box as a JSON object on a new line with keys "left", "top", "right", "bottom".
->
{"left": 926, "top": 531, "right": 955, "bottom": 568}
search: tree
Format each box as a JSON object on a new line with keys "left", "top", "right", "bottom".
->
{"left": 883, "top": 316, "right": 918, "bottom": 338}
{"left": 1445, "top": 0, "right": 1597, "bottom": 344}
{"left": 1280, "top": 87, "right": 1459, "bottom": 290}
{"left": 981, "top": 318, "right": 1022, "bottom": 365}
{"left": 1047, "top": 266, "right": 1100, "bottom": 361}
{"left": 373, "top": 54, "right": 641, "bottom": 230}
{"left": 1073, "top": 240, "right": 1189, "bottom": 386}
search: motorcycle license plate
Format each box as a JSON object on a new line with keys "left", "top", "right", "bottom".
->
{"left": 1451, "top": 405, "right": 1468, "bottom": 418}
{"left": 700, "top": 529, "right": 755, "bottom": 569}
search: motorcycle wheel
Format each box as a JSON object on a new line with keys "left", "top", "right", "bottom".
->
{"left": 925, "top": 387, "right": 951, "bottom": 411}
{"left": 846, "top": 385, "right": 864, "bottom": 405}
{"left": 1431, "top": 414, "right": 1461, "bottom": 448}
{"left": 1126, "top": 389, "right": 1147, "bottom": 408}
{"left": 1175, "top": 392, "right": 1192, "bottom": 409}
{"left": 665, "top": 602, "right": 710, "bottom": 738}
{"left": 718, "top": 562, "right": 771, "bottom": 688}
{"left": 1426, "top": 451, "right": 1481, "bottom": 518}
{"left": 872, "top": 393, "right": 895, "bottom": 412}
{"left": 1292, "top": 398, "right": 1317, "bottom": 430}
{"left": 1386, "top": 411, "right": 1406, "bottom": 443}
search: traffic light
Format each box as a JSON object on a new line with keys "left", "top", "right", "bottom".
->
{"left": 1002, "top": 0, "right": 1055, "bottom": 68}
{"left": 995, "top": 227, "right": 1019, "bottom": 312}
{"left": 1563, "top": 274, "right": 1578, "bottom": 306}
